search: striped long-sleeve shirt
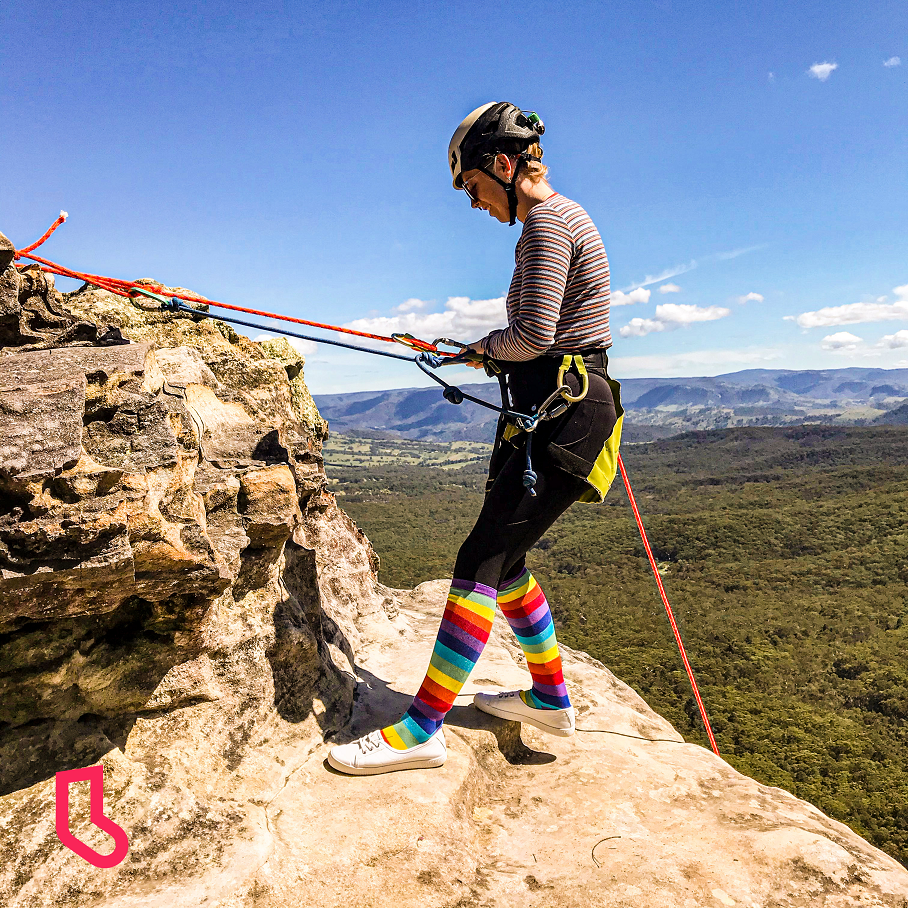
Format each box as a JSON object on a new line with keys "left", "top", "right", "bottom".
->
{"left": 482, "top": 194, "right": 611, "bottom": 362}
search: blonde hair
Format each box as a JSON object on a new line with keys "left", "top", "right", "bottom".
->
{"left": 522, "top": 142, "right": 549, "bottom": 183}
{"left": 483, "top": 144, "right": 549, "bottom": 184}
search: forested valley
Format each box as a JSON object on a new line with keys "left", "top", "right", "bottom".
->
{"left": 324, "top": 425, "right": 908, "bottom": 866}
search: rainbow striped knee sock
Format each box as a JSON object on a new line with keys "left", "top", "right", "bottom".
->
{"left": 498, "top": 568, "right": 572, "bottom": 710}
{"left": 381, "top": 579, "right": 496, "bottom": 750}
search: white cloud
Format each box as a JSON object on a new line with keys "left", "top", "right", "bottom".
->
{"left": 809, "top": 62, "right": 838, "bottom": 82}
{"left": 736, "top": 292, "right": 764, "bottom": 305}
{"left": 620, "top": 303, "right": 731, "bottom": 337}
{"left": 620, "top": 318, "right": 666, "bottom": 338}
{"left": 821, "top": 332, "right": 863, "bottom": 351}
{"left": 658, "top": 283, "right": 681, "bottom": 294}
{"left": 884, "top": 56, "right": 901, "bottom": 68}
{"left": 656, "top": 303, "right": 731, "bottom": 325}
{"left": 255, "top": 333, "right": 318, "bottom": 355}
{"left": 712, "top": 245, "right": 768, "bottom": 262}
{"left": 623, "top": 264, "right": 696, "bottom": 291}
{"left": 620, "top": 245, "right": 766, "bottom": 293}
{"left": 343, "top": 295, "right": 506, "bottom": 342}
{"left": 880, "top": 329, "right": 908, "bottom": 349}
{"left": 768, "top": 72, "right": 775, "bottom": 82}
{"left": 788, "top": 285, "right": 908, "bottom": 328}
{"left": 392, "top": 298, "right": 430, "bottom": 314}
{"left": 612, "top": 287, "right": 652, "bottom": 306}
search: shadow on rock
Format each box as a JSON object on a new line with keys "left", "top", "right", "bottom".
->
{"left": 330, "top": 666, "right": 556, "bottom": 767}
{"left": 0, "top": 596, "right": 201, "bottom": 796}
{"left": 266, "top": 540, "right": 357, "bottom": 736}
{"left": 0, "top": 714, "right": 137, "bottom": 797}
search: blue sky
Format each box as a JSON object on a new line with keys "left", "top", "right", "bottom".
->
{"left": 2, "top": 1, "right": 906, "bottom": 394}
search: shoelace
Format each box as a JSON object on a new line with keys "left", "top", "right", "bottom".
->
{"left": 495, "top": 690, "right": 564, "bottom": 713}
{"left": 358, "top": 731, "right": 384, "bottom": 753}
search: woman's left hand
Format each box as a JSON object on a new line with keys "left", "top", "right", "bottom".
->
{"left": 465, "top": 340, "right": 485, "bottom": 369}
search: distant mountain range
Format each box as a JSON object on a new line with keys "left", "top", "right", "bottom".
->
{"left": 314, "top": 367, "right": 908, "bottom": 442}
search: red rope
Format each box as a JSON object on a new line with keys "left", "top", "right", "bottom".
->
{"left": 14, "top": 212, "right": 68, "bottom": 258}
{"left": 617, "top": 453, "right": 721, "bottom": 757}
{"left": 13, "top": 216, "right": 443, "bottom": 353}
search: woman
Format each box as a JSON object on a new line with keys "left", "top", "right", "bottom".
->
{"left": 328, "top": 102, "right": 623, "bottom": 775}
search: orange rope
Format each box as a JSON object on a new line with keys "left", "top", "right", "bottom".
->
{"left": 14, "top": 211, "right": 68, "bottom": 257}
{"left": 13, "top": 215, "right": 443, "bottom": 353}
{"left": 618, "top": 454, "right": 721, "bottom": 756}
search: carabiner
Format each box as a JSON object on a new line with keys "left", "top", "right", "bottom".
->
{"left": 391, "top": 333, "right": 438, "bottom": 353}
{"left": 431, "top": 337, "right": 469, "bottom": 353}
{"left": 556, "top": 354, "right": 590, "bottom": 404}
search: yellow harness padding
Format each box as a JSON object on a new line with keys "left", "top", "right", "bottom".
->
{"left": 577, "top": 376, "right": 624, "bottom": 503}
{"left": 502, "top": 422, "right": 522, "bottom": 443}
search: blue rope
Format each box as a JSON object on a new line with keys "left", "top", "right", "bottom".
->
{"left": 164, "top": 299, "right": 415, "bottom": 362}
{"left": 412, "top": 353, "right": 537, "bottom": 427}
{"left": 163, "top": 297, "right": 544, "bottom": 495}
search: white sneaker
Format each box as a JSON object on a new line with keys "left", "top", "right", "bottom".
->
{"left": 327, "top": 727, "right": 447, "bottom": 775}
{"left": 473, "top": 690, "right": 575, "bottom": 737}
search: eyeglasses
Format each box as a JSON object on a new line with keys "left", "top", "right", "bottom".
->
{"left": 462, "top": 176, "right": 479, "bottom": 204}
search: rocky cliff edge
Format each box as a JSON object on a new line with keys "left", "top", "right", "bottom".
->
{"left": 1, "top": 238, "right": 907, "bottom": 907}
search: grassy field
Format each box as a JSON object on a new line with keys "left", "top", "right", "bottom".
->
{"left": 323, "top": 430, "right": 488, "bottom": 470}
{"left": 324, "top": 426, "right": 908, "bottom": 866}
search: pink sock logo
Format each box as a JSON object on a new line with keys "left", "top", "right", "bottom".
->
{"left": 55, "top": 765, "right": 130, "bottom": 868}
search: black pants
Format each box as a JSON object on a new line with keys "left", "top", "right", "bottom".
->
{"left": 453, "top": 350, "right": 618, "bottom": 590}
{"left": 453, "top": 441, "right": 590, "bottom": 589}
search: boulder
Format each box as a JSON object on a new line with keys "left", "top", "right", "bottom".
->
{"left": 0, "top": 256, "right": 127, "bottom": 349}
{"left": 0, "top": 277, "right": 369, "bottom": 812}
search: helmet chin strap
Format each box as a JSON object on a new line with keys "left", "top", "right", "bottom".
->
{"left": 482, "top": 153, "right": 537, "bottom": 226}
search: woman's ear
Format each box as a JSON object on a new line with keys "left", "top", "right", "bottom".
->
{"left": 493, "top": 153, "right": 513, "bottom": 180}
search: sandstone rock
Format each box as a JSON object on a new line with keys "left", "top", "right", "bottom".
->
{"left": 0, "top": 278, "right": 357, "bottom": 808}
{"left": 0, "top": 372, "right": 86, "bottom": 482}
{"left": 0, "top": 242, "right": 22, "bottom": 345}
{"left": 0, "top": 230, "right": 15, "bottom": 271}
{"left": 257, "top": 336, "right": 327, "bottom": 436}
{"left": 0, "top": 264, "right": 127, "bottom": 349}
{"left": 141, "top": 654, "right": 224, "bottom": 711}
{"left": 2, "top": 580, "right": 907, "bottom": 907}
{"left": 153, "top": 345, "right": 221, "bottom": 389}
{"left": 0, "top": 342, "right": 161, "bottom": 391}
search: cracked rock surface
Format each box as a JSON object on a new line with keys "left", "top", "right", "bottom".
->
{"left": 0, "top": 251, "right": 907, "bottom": 907}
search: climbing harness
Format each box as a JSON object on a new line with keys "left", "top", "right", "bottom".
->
{"left": 11, "top": 214, "right": 721, "bottom": 757}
